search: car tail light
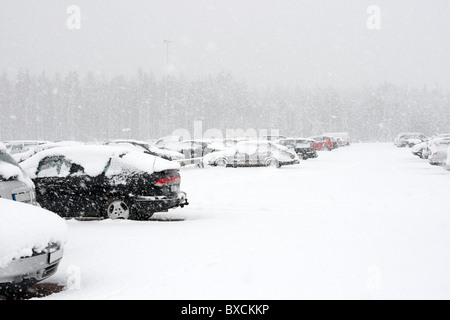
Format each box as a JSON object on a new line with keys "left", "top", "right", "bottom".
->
{"left": 155, "top": 176, "right": 181, "bottom": 186}
{"left": 290, "top": 154, "right": 295, "bottom": 159}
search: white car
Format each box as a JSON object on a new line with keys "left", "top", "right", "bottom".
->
{"left": 102, "top": 139, "right": 185, "bottom": 161}
{"left": 429, "top": 140, "right": 450, "bottom": 166}
{"left": 394, "top": 133, "right": 427, "bottom": 148}
{"left": 0, "top": 143, "right": 37, "bottom": 205}
{"left": 203, "top": 140, "right": 299, "bottom": 168}
{"left": 444, "top": 145, "right": 450, "bottom": 171}
{"left": 422, "top": 134, "right": 450, "bottom": 159}
{"left": 11, "top": 141, "right": 85, "bottom": 163}
{"left": 0, "top": 199, "right": 67, "bottom": 295}
{"left": 3, "top": 140, "right": 51, "bottom": 155}
{"left": 412, "top": 141, "right": 428, "bottom": 158}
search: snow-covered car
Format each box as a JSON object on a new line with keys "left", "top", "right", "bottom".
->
{"left": 394, "top": 133, "right": 427, "bottom": 148}
{"left": 4, "top": 140, "right": 51, "bottom": 155}
{"left": 323, "top": 132, "right": 351, "bottom": 146}
{"left": 428, "top": 140, "right": 450, "bottom": 166}
{"left": 0, "top": 143, "right": 37, "bottom": 205}
{"left": 421, "top": 134, "right": 450, "bottom": 159}
{"left": 412, "top": 141, "right": 428, "bottom": 158}
{"left": 330, "top": 136, "right": 340, "bottom": 149}
{"left": 444, "top": 146, "right": 450, "bottom": 171}
{"left": 262, "top": 135, "right": 287, "bottom": 141}
{"left": 162, "top": 140, "right": 218, "bottom": 160}
{"left": 203, "top": 140, "right": 299, "bottom": 168}
{"left": 154, "top": 135, "right": 183, "bottom": 149}
{"left": 20, "top": 145, "right": 188, "bottom": 220}
{"left": 11, "top": 141, "right": 85, "bottom": 163}
{"left": 103, "top": 139, "right": 185, "bottom": 161}
{"left": 0, "top": 199, "right": 67, "bottom": 295}
{"left": 275, "top": 138, "right": 318, "bottom": 160}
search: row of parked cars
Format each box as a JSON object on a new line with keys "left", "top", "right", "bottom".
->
{"left": 394, "top": 132, "right": 450, "bottom": 170}
{"left": 0, "top": 132, "right": 350, "bottom": 295}
{"left": 152, "top": 132, "right": 350, "bottom": 167}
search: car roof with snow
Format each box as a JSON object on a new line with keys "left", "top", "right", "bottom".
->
{"left": 20, "top": 145, "right": 180, "bottom": 179}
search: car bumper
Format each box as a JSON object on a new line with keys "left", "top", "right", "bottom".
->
{"left": 303, "top": 152, "right": 318, "bottom": 159}
{"left": 134, "top": 192, "right": 189, "bottom": 213}
{"left": 429, "top": 155, "right": 447, "bottom": 165}
{"left": 280, "top": 160, "right": 300, "bottom": 166}
{"left": 0, "top": 249, "right": 63, "bottom": 292}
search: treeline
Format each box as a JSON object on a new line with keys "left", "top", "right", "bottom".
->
{"left": 0, "top": 70, "right": 449, "bottom": 142}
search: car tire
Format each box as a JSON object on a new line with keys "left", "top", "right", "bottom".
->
{"left": 104, "top": 197, "right": 133, "bottom": 220}
{"left": 265, "top": 158, "right": 280, "bottom": 168}
{"left": 214, "top": 158, "right": 228, "bottom": 167}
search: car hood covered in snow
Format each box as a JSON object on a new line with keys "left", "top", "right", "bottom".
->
{"left": 21, "top": 145, "right": 180, "bottom": 179}
{"left": 0, "top": 199, "right": 68, "bottom": 269}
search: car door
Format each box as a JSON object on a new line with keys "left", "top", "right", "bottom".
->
{"left": 234, "top": 142, "right": 255, "bottom": 166}
{"left": 257, "top": 143, "right": 271, "bottom": 165}
{"left": 34, "top": 156, "right": 92, "bottom": 217}
{"left": 34, "top": 156, "right": 73, "bottom": 216}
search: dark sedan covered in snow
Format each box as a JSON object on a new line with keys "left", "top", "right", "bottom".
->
{"left": 20, "top": 145, "right": 188, "bottom": 220}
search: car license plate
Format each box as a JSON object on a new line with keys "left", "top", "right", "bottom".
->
{"left": 49, "top": 249, "right": 63, "bottom": 264}
{"left": 13, "top": 192, "right": 31, "bottom": 202}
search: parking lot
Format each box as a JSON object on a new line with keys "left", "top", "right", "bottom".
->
{"left": 39, "top": 143, "right": 450, "bottom": 300}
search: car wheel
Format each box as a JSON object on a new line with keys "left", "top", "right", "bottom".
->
{"left": 104, "top": 198, "right": 132, "bottom": 220}
{"left": 214, "top": 158, "right": 228, "bottom": 167}
{"left": 265, "top": 158, "right": 280, "bottom": 168}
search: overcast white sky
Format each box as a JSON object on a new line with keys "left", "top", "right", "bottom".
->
{"left": 1, "top": 0, "right": 449, "bottom": 88}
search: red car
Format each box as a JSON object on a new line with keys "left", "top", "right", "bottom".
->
{"left": 309, "top": 136, "right": 334, "bottom": 151}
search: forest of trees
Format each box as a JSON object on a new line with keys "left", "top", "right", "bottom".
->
{"left": 0, "top": 69, "right": 449, "bottom": 142}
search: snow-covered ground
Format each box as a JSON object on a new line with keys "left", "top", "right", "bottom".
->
{"left": 42, "top": 143, "right": 450, "bottom": 300}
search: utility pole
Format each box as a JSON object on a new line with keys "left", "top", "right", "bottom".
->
{"left": 163, "top": 40, "right": 172, "bottom": 136}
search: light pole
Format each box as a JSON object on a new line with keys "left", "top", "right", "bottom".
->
{"left": 163, "top": 40, "right": 172, "bottom": 135}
